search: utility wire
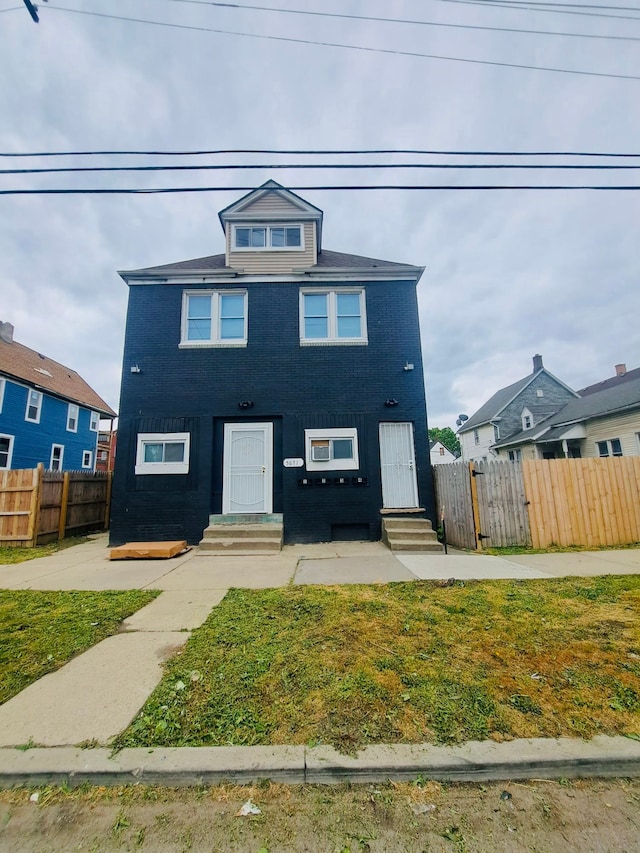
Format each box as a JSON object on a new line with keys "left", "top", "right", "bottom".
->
{"left": 158, "top": 0, "right": 640, "bottom": 42}
{"left": 0, "top": 185, "right": 638, "bottom": 195}
{"left": 42, "top": 6, "right": 640, "bottom": 81}
{"left": 457, "top": 0, "right": 640, "bottom": 11}
{"left": 411, "top": 0, "right": 640, "bottom": 22}
{"left": 4, "top": 163, "right": 640, "bottom": 176}
{"left": 2, "top": 148, "right": 639, "bottom": 158}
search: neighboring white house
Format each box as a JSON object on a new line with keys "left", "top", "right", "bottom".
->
{"left": 429, "top": 440, "right": 457, "bottom": 465}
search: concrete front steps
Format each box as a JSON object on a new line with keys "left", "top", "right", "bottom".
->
{"left": 199, "top": 514, "right": 283, "bottom": 555}
{"left": 381, "top": 513, "right": 443, "bottom": 553}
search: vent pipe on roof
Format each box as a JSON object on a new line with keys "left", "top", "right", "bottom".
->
{"left": 615, "top": 363, "right": 627, "bottom": 377}
{"left": 0, "top": 322, "right": 14, "bottom": 343}
{"left": 532, "top": 353, "right": 543, "bottom": 372}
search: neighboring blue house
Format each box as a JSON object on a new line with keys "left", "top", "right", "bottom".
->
{"left": 0, "top": 322, "right": 116, "bottom": 472}
{"left": 110, "top": 181, "right": 435, "bottom": 547}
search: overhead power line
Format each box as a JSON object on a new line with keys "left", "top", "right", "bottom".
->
{"left": 2, "top": 148, "right": 639, "bottom": 158}
{"left": 415, "top": 0, "right": 640, "bottom": 22}
{"left": 158, "top": 0, "right": 640, "bottom": 42}
{"left": 42, "top": 6, "right": 640, "bottom": 81}
{"left": 1, "top": 185, "right": 639, "bottom": 195}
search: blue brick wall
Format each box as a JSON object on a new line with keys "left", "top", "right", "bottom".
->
{"left": 110, "top": 278, "right": 434, "bottom": 544}
{"left": 0, "top": 378, "right": 98, "bottom": 470}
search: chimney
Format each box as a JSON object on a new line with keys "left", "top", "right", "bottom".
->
{"left": 0, "top": 322, "right": 14, "bottom": 344}
{"left": 615, "top": 363, "right": 627, "bottom": 377}
{"left": 532, "top": 354, "right": 543, "bottom": 372}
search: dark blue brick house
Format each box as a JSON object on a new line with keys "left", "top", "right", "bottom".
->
{"left": 0, "top": 322, "right": 116, "bottom": 472}
{"left": 110, "top": 182, "right": 435, "bottom": 546}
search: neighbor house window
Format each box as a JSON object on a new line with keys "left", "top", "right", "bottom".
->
{"left": 0, "top": 434, "right": 13, "bottom": 469}
{"left": 304, "top": 428, "right": 359, "bottom": 471}
{"left": 233, "top": 225, "right": 303, "bottom": 250}
{"left": 67, "top": 403, "right": 79, "bottom": 432}
{"left": 0, "top": 379, "right": 5, "bottom": 413}
{"left": 90, "top": 411, "right": 99, "bottom": 431}
{"left": 474, "top": 429, "right": 479, "bottom": 446}
{"left": 493, "top": 424, "right": 500, "bottom": 441}
{"left": 300, "top": 289, "right": 367, "bottom": 344}
{"left": 181, "top": 291, "right": 247, "bottom": 347}
{"left": 439, "top": 446, "right": 445, "bottom": 456}
{"left": 99, "top": 450, "right": 108, "bottom": 461}
{"left": 25, "top": 389, "right": 43, "bottom": 423}
{"left": 82, "top": 450, "right": 93, "bottom": 469}
{"left": 135, "top": 433, "right": 190, "bottom": 475}
{"left": 50, "top": 444, "right": 64, "bottom": 471}
{"left": 597, "top": 438, "right": 623, "bottom": 457}
{"left": 508, "top": 448, "right": 522, "bottom": 462}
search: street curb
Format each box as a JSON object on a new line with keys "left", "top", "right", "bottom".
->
{"left": 1, "top": 736, "right": 639, "bottom": 788}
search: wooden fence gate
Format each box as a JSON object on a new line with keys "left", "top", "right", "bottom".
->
{"left": 432, "top": 462, "right": 476, "bottom": 550}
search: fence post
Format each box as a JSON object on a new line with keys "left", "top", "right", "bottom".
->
{"left": 58, "top": 471, "right": 71, "bottom": 541}
{"left": 469, "top": 461, "right": 483, "bottom": 551}
{"left": 26, "top": 463, "right": 44, "bottom": 548}
{"left": 103, "top": 472, "right": 112, "bottom": 531}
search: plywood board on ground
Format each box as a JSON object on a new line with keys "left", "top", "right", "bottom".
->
{"left": 110, "top": 541, "right": 189, "bottom": 560}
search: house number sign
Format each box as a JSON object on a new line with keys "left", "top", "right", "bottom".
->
{"left": 283, "top": 458, "right": 304, "bottom": 468}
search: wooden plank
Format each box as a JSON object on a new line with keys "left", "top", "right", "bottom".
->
{"left": 110, "top": 541, "right": 189, "bottom": 560}
{"left": 58, "top": 472, "right": 70, "bottom": 541}
{"left": 469, "top": 462, "right": 483, "bottom": 551}
{"left": 26, "top": 465, "right": 43, "bottom": 548}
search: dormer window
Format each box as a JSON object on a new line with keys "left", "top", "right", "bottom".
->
{"left": 522, "top": 408, "right": 533, "bottom": 430}
{"left": 233, "top": 225, "right": 303, "bottom": 251}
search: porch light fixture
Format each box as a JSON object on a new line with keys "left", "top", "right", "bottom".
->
{"left": 384, "top": 398, "right": 399, "bottom": 407}
{"left": 130, "top": 365, "right": 142, "bottom": 374}
{"left": 403, "top": 362, "right": 414, "bottom": 371}
{"left": 238, "top": 400, "right": 254, "bottom": 409}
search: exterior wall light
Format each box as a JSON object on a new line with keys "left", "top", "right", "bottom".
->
{"left": 238, "top": 401, "right": 254, "bottom": 409}
{"left": 384, "top": 399, "right": 399, "bottom": 407}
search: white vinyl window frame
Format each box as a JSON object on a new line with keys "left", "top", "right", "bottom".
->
{"left": 179, "top": 290, "right": 248, "bottom": 348}
{"left": 597, "top": 438, "right": 623, "bottom": 457}
{"left": 0, "top": 433, "right": 14, "bottom": 469}
{"left": 232, "top": 223, "right": 305, "bottom": 252}
{"left": 299, "top": 288, "right": 368, "bottom": 346}
{"left": 25, "top": 389, "right": 43, "bottom": 423}
{"left": 135, "top": 432, "right": 190, "bottom": 475}
{"left": 90, "top": 411, "right": 99, "bottom": 431}
{"left": 304, "top": 428, "right": 359, "bottom": 471}
{"left": 0, "top": 378, "right": 5, "bottom": 413}
{"left": 82, "top": 450, "right": 93, "bottom": 469}
{"left": 50, "top": 444, "right": 64, "bottom": 471}
{"left": 67, "top": 403, "right": 79, "bottom": 432}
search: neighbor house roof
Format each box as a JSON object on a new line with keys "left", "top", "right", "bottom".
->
{"left": 578, "top": 365, "right": 640, "bottom": 396}
{"left": 0, "top": 336, "right": 116, "bottom": 417}
{"left": 120, "top": 248, "right": 422, "bottom": 278}
{"left": 458, "top": 373, "right": 538, "bottom": 433}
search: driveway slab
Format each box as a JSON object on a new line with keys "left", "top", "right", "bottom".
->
{"left": 0, "top": 632, "right": 189, "bottom": 747}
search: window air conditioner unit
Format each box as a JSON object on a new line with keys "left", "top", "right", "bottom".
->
{"left": 311, "top": 443, "right": 331, "bottom": 462}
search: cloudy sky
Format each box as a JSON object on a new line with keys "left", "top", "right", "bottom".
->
{"left": 2, "top": 0, "right": 639, "bottom": 429}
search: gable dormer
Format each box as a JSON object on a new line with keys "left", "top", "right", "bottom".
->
{"left": 219, "top": 180, "right": 323, "bottom": 274}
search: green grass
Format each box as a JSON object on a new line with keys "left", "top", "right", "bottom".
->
{"left": 0, "top": 589, "right": 159, "bottom": 704}
{"left": 115, "top": 576, "right": 640, "bottom": 752}
{"left": 0, "top": 536, "right": 93, "bottom": 565}
{"left": 483, "top": 542, "right": 640, "bottom": 556}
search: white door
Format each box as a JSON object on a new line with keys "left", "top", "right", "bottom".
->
{"left": 223, "top": 423, "right": 273, "bottom": 514}
{"left": 379, "top": 422, "right": 419, "bottom": 509}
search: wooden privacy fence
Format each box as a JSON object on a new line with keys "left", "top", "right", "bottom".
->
{"left": 433, "top": 457, "right": 640, "bottom": 550}
{"left": 0, "top": 465, "right": 112, "bottom": 547}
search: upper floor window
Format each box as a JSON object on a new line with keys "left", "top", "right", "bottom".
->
{"left": 135, "top": 432, "right": 190, "bottom": 475}
{"left": 25, "top": 390, "right": 43, "bottom": 423}
{"left": 300, "top": 289, "right": 367, "bottom": 345}
{"left": 0, "top": 434, "right": 13, "bottom": 469}
{"left": 90, "top": 411, "right": 99, "bottom": 431}
{"left": 493, "top": 424, "right": 500, "bottom": 442}
{"left": 0, "top": 378, "right": 5, "bottom": 413}
{"left": 67, "top": 403, "right": 79, "bottom": 432}
{"left": 180, "top": 291, "right": 247, "bottom": 347}
{"left": 473, "top": 429, "right": 479, "bottom": 446}
{"left": 597, "top": 438, "right": 623, "bottom": 457}
{"left": 233, "top": 225, "right": 303, "bottom": 251}
{"left": 522, "top": 408, "right": 533, "bottom": 431}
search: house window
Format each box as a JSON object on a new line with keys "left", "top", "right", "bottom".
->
{"left": 300, "top": 289, "right": 367, "bottom": 344}
{"left": 0, "top": 434, "right": 14, "bottom": 469}
{"left": 439, "top": 446, "right": 445, "bottom": 456}
{"left": 0, "top": 378, "right": 5, "bottom": 413}
{"left": 597, "top": 439, "right": 623, "bottom": 457}
{"left": 50, "top": 444, "right": 64, "bottom": 471}
{"left": 508, "top": 448, "right": 522, "bottom": 462}
{"left": 135, "top": 432, "right": 190, "bottom": 475}
{"left": 82, "top": 450, "right": 93, "bottom": 469}
{"left": 99, "top": 450, "right": 108, "bottom": 461}
{"left": 90, "top": 411, "right": 99, "bottom": 431}
{"left": 304, "top": 428, "right": 359, "bottom": 471}
{"left": 493, "top": 424, "right": 500, "bottom": 441}
{"left": 25, "top": 390, "right": 43, "bottom": 423}
{"left": 67, "top": 403, "right": 79, "bottom": 432}
{"left": 536, "top": 389, "right": 544, "bottom": 397}
{"left": 474, "top": 429, "right": 479, "bottom": 446}
{"left": 181, "top": 291, "right": 247, "bottom": 347}
{"left": 233, "top": 225, "right": 303, "bottom": 250}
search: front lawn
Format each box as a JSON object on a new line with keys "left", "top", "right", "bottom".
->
{"left": 0, "top": 590, "right": 159, "bottom": 704}
{"left": 0, "top": 536, "right": 91, "bottom": 565}
{"left": 116, "top": 576, "right": 640, "bottom": 751}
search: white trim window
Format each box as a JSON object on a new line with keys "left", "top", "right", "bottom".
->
{"left": 50, "top": 444, "right": 64, "bottom": 471}
{"left": 508, "top": 448, "right": 522, "bottom": 462}
{"left": 597, "top": 438, "right": 623, "bottom": 457}
{"left": 90, "top": 411, "right": 99, "bottom": 431}
{"left": 25, "top": 389, "right": 43, "bottom": 423}
{"left": 300, "top": 289, "right": 367, "bottom": 344}
{"left": 180, "top": 291, "right": 247, "bottom": 347}
{"left": 304, "top": 428, "right": 359, "bottom": 471}
{"left": 0, "top": 434, "right": 14, "bottom": 469}
{"left": 135, "top": 432, "right": 190, "bottom": 475}
{"left": 82, "top": 450, "right": 93, "bottom": 469}
{"left": 67, "top": 403, "right": 79, "bottom": 432}
{"left": 0, "top": 378, "right": 5, "bottom": 413}
{"left": 522, "top": 408, "right": 533, "bottom": 431}
{"left": 233, "top": 224, "right": 303, "bottom": 251}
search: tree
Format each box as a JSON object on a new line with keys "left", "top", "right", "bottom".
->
{"left": 428, "top": 426, "right": 460, "bottom": 456}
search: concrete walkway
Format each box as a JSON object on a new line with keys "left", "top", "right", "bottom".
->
{"left": 0, "top": 535, "right": 638, "bottom": 780}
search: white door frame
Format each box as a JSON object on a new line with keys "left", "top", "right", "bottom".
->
{"left": 379, "top": 421, "right": 419, "bottom": 509}
{"left": 223, "top": 422, "right": 273, "bottom": 514}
